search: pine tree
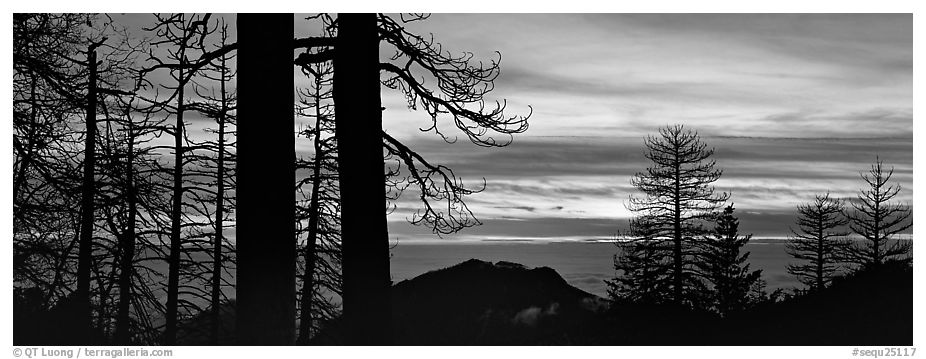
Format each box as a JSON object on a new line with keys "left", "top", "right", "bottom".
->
{"left": 606, "top": 216, "right": 671, "bottom": 305}
{"left": 625, "top": 124, "right": 729, "bottom": 306}
{"left": 844, "top": 158, "right": 912, "bottom": 268}
{"left": 786, "top": 193, "right": 848, "bottom": 291}
{"left": 696, "top": 204, "right": 763, "bottom": 317}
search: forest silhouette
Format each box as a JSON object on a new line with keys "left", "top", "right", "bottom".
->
{"left": 12, "top": 13, "right": 912, "bottom": 346}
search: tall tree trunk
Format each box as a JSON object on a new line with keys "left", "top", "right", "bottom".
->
{"left": 164, "top": 41, "right": 187, "bottom": 345}
{"left": 115, "top": 115, "right": 137, "bottom": 345}
{"left": 334, "top": 13, "right": 392, "bottom": 345}
{"left": 76, "top": 48, "right": 98, "bottom": 343}
{"left": 210, "top": 53, "right": 228, "bottom": 346}
{"left": 873, "top": 204, "right": 881, "bottom": 265}
{"left": 236, "top": 13, "right": 296, "bottom": 345}
{"left": 672, "top": 162, "right": 682, "bottom": 304}
{"left": 297, "top": 106, "right": 324, "bottom": 345}
{"left": 816, "top": 224, "right": 823, "bottom": 291}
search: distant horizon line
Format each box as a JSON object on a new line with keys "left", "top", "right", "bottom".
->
{"left": 515, "top": 135, "right": 914, "bottom": 141}
{"left": 384, "top": 234, "right": 913, "bottom": 245}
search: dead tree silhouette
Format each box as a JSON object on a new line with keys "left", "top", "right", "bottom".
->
{"left": 844, "top": 158, "right": 912, "bottom": 268}
{"left": 786, "top": 193, "right": 849, "bottom": 291}
{"left": 329, "top": 13, "right": 531, "bottom": 344}
{"left": 74, "top": 39, "right": 103, "bottom": 343}
{"left": 295, "top": 36, "right": 342, "bottom": 344}
{"left": 625, "top": 124, "right": 728, "bottom": 307}
{"left": 183, "top": 20, "right": 238, "bottom": 345}
{"left": 138, "top": 13, "right": 221, "bottom": 344}
{"left": 14, "top": 16, "right": 93, "bottom": 317}
{"left": 14, "top": 14, "right": 162, "bottom": 344}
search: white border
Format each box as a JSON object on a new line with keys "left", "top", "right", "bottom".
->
{"left": 3, "top": 2, "right": 921, "bottom": 358}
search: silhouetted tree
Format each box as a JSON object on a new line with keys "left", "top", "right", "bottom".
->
{"left": 108, "top": 97, "right": 141, "bottom": 344}
{"left": 14, "top": 14, "right": 163, "bottom": 344}
{"left": 378, "top": 14, "right": 529, "bottom": 233}
{"left": 236, "top": 13, "right": 296, "bottom": 345}
{"left": 15, "top": 13, "right": 247, "bottom": 345}
{"left": 843, "top": 158, "right": 912, "bottom": 268}
{"left": 786, "top": 193, "right": 849, "bottom": 291}
{"left": 695, "top": 204, "right": 763, "bottom": 317}
{"left": 74, "top": 39, "right": 103, "bottom": 342}
{"left": 98, "top": 89, "right": 168, "bottom": 344}
{"left": 606, "top": 216, "right": 671, "bottom": 305}
{"left": 332, "top": 13, "right": 391, "bottom": 345}
{"left": 626, "top": 124, "right": 728, "bottom": 306}
{"left": 184, "top": 20, "right": 237, "bottom": 345}
{"left": 205, "top": 24, "right": 236, "bottom": 346}
{"left": 74, "top": 21, "right": 159, "bottom": 344}
{"left": 91, "top": 29, "right": 151, "bottom": 343}
{"left": 14, "top": 14, "right": 99, "bottom": 343}
{"left": 295, "top": 38, "right": 343, "bottom": 344}
{"left": 139, "top": 13, "right": 220, "bottom": 344}
{"left": 13, "top": 16, "right": 91, "bottom": 247}
{"left": 331, "top": 13, "right": 530, "bottom": 344}
{"left": 124, "top": 13, "right": 245, "bottom": 345}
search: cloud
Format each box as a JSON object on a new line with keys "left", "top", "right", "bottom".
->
{"left": 385, "top": 133, "right": 911, "bottom": 241}
{"left": 493, "top": 205, "right": 538, "bottom": 213}
{"left": 388, "top": 14, "right": 911, "bottom": 143}
{"left": 512, "top": 303, "right": 559, "bottom": 326}
{"left": 739, "top": 108, "right": 912, "bottom": 138}
{"left": 109, "top": 14, "right": 912, "bottom": 244}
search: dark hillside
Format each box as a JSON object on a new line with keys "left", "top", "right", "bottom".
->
{"left": 390, "top": 259, "right": 608, "bottom": 345}
{"left": 729, "top": 260, "right": 913, "bottom": 345}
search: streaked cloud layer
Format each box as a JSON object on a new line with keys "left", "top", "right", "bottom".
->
{"left": 115, "top": 14, "right": 912, "bottom": 242}
{"left": 379, "top": 14, "right": 912, "bottom": 241}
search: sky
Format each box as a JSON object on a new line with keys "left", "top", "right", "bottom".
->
{"left": 367, "top": 14, "right": 913, "bottom": 242}
{"left": 106, "top": 14, "right": 913, "bottom": 243}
